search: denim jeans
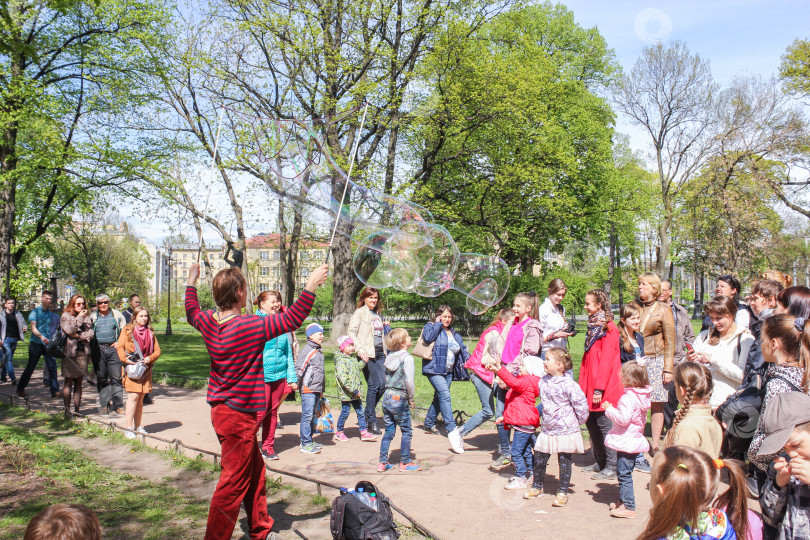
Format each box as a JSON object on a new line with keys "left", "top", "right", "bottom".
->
{"left": 1, "top": 337, "right": 19, "bottom": 381}
{"left": 18, "top": 342, "right": 59, "bottom": 394}
{"left": 337, "top": 399, "right": 368, "bottom": 432}
{"left": 461, "top": 372, "right": 494, "bottom": 436}
{"left": 364, "top": 353, "right": 386, "bottom": 428}
{"left": 494, "top": 386, "right": 511, "bottom": 457}
{"left": 379, "top": 392, "right": 412, "bottom": 464}
{"left": 616, "top": 451, "right": 637, "bottom": 510}
{"left": 424, "top": 373, "right": 456, "bottom": 431}
{"left": 585, "top": 411, "right": 616, "bottom": 470}
{"left": 299, "top": 392, "right": 320, "bottom": 445}
{"left": 511, "top": 430, "right": 534, "bottom": 478}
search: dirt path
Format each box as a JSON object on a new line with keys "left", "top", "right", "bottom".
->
{"left": 3, "top": 372, "right": 668, "bottom": 539}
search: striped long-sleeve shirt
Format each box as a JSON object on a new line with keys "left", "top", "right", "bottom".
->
{"left": 185, "top": 286, "right": 315, "bottom": 412}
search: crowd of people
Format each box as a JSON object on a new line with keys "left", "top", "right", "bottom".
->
{"left": 2, "top": 289, "right": 157, "bottom": 436}
{"left": 6, "top": 260, "right": 810, "bottom": 540}
{"left": 178, "top": 257, "right": 810, "bottom": 540}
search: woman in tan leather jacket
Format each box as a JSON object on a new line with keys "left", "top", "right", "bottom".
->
{"left": 635, "top": 273, "right": 676, "bottom": 454}
{"left": 347, "top": 287, "right": 388, "bottom": 434}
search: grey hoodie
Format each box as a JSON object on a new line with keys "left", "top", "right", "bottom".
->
{"left": 384, "top": 349, "right": 415, "bottom": 403}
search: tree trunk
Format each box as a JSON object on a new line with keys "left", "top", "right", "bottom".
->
{"left": 330, "top": 202, "right": 361, "bottom": 340}
{"left": 656, "top": 210, "right": 672, "bottom": 276}
{"left": 284, "top": 210, "right": 302, "bottom": 307}
{"left": 603, "top": 224, "right": 616, "bottom": 294}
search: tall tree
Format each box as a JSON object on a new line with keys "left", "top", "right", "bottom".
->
{"left": 0, "top": 0, "right": 169, "bottom": 293}
{"left": 142, "top": 0, "right": 504, "bottom": 336}
{"left": 613, "top": 41, "right": 719, "bottom": 276}
{"left": 408, "top": 3, "right": 619, "bottom": 270}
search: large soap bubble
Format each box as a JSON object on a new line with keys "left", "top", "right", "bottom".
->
{"left": 234, "top": 108, "right": 511, "bottom": 313}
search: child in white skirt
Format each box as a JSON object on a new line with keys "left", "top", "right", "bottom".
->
{"left": 525, "top": 348, "right": 589, "bottom": 506}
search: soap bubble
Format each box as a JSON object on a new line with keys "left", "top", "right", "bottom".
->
{"left": 352, "top": 229, "right": 425, "bottom": 291}
{"left": 453, "top": 254, "right": 511, "bottom": 313}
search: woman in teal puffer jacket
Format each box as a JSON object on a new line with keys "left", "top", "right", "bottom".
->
{"left": 255, "top": 291, "right": 298, "bottom": 461}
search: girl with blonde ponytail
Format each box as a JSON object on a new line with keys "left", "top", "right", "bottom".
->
{"left": 664, "top": 362, "right": 722, "bottom": 458}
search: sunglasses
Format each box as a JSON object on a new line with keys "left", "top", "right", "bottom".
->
{"left": 98, "top": 301, "right": 109, "bottom": 305}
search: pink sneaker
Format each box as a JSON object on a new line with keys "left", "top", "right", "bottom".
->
{"left": 360, "top": 430, "right": 377, "bottom": 441}
{"left": 334, "top": 431, "right": 349, "bottom": 442}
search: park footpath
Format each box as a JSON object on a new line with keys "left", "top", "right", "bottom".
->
{"left": 7, "top": 372, "right": 658, "bottom": 539}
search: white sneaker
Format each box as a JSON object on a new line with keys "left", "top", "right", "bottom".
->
{"left": 448, "top": 428, "right": 464, "bottom": 454}
{"left": 136, "top": 426, "right": 148, "bottom": 435}
{"left": 504, "top": 476, "right": 529, "bottom": 490}
{"left": 124, "top": 430, "right": 136, "bottom": 440}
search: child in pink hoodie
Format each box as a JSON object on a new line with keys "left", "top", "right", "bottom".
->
{"left": 600, "top": 361, "right": 651, "bottom": 519}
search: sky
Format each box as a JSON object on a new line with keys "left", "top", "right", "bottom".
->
{"left": 125, "top": 0, "right": 810, "bottom": 244}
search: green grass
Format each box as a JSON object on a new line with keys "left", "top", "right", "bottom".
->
{"left": 0, "top": 404, "right": 210, "bottom": 539}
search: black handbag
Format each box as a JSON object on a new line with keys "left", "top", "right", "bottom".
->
{"left": 45, "top": 327, "right": 68, "bottom": 359}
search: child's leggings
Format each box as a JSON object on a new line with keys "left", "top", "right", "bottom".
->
{"left": 532, "top": 452, "right": 573, "bottom": 493}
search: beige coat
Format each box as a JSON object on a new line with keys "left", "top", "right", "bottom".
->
{"left": 347, "top": 306, "right": 386, "bottom": 358}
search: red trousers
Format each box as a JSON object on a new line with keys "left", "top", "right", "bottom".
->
{"left": 206, "top": 404, "right": 272, "bottom": 540}
{"left": 256, "top": 379, "right": 288, "bottom": 454}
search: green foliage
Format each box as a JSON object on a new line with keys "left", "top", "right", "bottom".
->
{"left": 310, "top": 278, "right": 334, "bottom": 320}
{"left": 0, "top": 0, "right": 172, "bottom": 290}
{"left": 408, "top": 2, "right": 618, "bottom": 270}
{"left": 53, "top": 226, "right": 151, "bottom": 302}
{"left": 782, "top": 38, "right": 810, "bottom": 98}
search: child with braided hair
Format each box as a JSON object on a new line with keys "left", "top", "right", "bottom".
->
{"left": 664, "top": 362, "right": 723, "bottom": 458}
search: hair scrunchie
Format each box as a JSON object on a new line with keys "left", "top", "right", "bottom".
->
{"left": 713, "top": 459, "right": 725, "bottom": 470}
{"left": 796, "top": 317, "right": 807, "bottom": 333}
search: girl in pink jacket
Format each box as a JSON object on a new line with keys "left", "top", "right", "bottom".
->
{"left": 600, "top": 361, "right": 651, "bottom": 519}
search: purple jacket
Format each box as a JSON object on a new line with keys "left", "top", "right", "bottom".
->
{"left": 605, "top": 386, "right": 652, "bottom": 454}
{"left": 538, "top": 374, "right": 589, "bottom": 436}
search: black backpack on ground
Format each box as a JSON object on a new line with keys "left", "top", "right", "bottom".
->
{"left": 46, "top": 326, "right": 68, "bottom": 359}
{"left": 330, "top": 480, "right": 399, "bottom": 540}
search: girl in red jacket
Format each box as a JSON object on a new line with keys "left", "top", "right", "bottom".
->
{"left": 578, "top": 289, "right": 623, "bottom": 480}
{"left": 486, "top": 355, "right": 544, "bottom": 490}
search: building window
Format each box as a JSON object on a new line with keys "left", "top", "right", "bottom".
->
{"left": 272, "top": 267, "right": 280, "bottom": 277}
{"left": 260, "top": 250, "right": 269, "bottom": 260}
{"left": 273, "top": 250, "right": 280, "bottom": 259}
{"left": 259, "top": 283, "right": 269, "bottom": 292}
{"left": 183, "top": 253, "right": 188, "bottom": 260}
{"left": 260, "top": 267, "right": 269, "bottom": 276}
{"left": 300, "top": 267, "right": 310, "bottom": 278}
{"left": 300, "top": 251, "right": 309, "bottom": 261}
{"left": 183, "top": 269, "right": 188, "bottom": 277}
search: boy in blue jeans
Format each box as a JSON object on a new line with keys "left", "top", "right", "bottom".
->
{"left": 296, "top": 323, "right": 325, "bottom": 454}
{"left": 378, "top": 328, "right": 421, "bottom": 472}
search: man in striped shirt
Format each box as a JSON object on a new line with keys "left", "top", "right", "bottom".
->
{"left": 186, "top": 261, "right": 328, "bottom": 540}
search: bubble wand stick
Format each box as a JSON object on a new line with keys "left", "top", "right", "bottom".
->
{"left": 325, "top": 101, "right": 369, "bottom": 265}
{"left": 197, "top": 107, "right": 226, "bottom": 265}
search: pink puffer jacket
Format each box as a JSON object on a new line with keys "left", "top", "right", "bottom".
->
{"left": 604, "top": 386, "right": 652, "bottom": 454}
